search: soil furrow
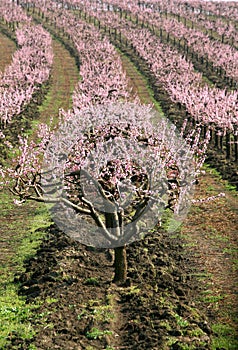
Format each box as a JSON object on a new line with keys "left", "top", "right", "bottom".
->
{"left": 37, "top": 38, "right": 79, "bottom": 123}
{"left": 182, "top": 170, "right": 238, "bottom": 330}
{"left": 0, "top": 32, "right": 16, "bottom": 73}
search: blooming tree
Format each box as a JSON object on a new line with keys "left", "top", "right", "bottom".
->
{"left": 1, "top": 102, "right": 209, "bottom": 283}
{"left": 0, "top": 0, "right": 31, "bottom": 25}
{"left": 0, "top": 23, "right": 53, "bottom": 126}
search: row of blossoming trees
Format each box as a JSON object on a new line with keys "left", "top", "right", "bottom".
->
{"left": 0, "top": 1, "right": 53, "bottom": 130}
{"left": 0, "top": 0, "right": 216, "bottom": 282}
{"left": 137, "top": 0, "right": 238, "bottom": 45}
{"left": 85, "top": 0, "right": 238, "bottom": 83}
{"left": 134, "top": 0, "right": 238, "bottom": 21}
{"left": 53, "top": 0, "right": 238, "bottom": 162}
{"left": 11, "top": 0, "right": 238, "bottom": 160}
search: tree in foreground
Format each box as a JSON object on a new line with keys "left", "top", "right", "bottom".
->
{"left": 1, "top": 102, "right": 210, "bottom": 283}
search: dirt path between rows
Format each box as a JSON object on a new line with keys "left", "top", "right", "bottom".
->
{"left": 182, "top": 170, "right": 238, "bottom": 329}
{"left": 38, "top": 39, "right": 79, "bottom": 123}
{"left": 0, "top": 32, "right": 16, "bottom": 73}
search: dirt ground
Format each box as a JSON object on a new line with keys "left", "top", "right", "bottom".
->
{"left": 9, "top": 223, "right": 212, "bottom": 350}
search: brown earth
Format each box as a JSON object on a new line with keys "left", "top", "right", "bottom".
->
{"left": 0, "top": 31, "right": 16, "bottom": 73}
{"left": 37, "top": 39, "right": 79, "bottom": 123}
{"left": 10, "top": 224, "right": 212, "bottom": 350}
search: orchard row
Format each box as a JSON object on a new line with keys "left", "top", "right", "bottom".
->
{"left": 0, "top": 4, "right": 53, "bottom": 127}
{"left": 24, "top": 0, "right": 238, "bottom": 160}
{"left": 0, "top": 0, "right": 237, "bottom": 165}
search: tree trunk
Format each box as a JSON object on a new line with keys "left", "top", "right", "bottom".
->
{"left": 105, "top": 212, "right": 127, "bottom": 283}
{"left": 113, "top": 246, "right": 127, "bottom": 283}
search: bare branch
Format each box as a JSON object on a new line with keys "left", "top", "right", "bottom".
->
{"left": 25, "top": 195, "right": 92, "bottom": 215}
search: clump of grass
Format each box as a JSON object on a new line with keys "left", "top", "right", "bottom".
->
{"left": 84, "top": 277, "right": 100, "bottom": 286}
{"left": 77, "top": 298, "right": 115, "bottom": 324}
{"left": 200, "top": 289, "right": 225, "bottom": 304}
{"left": 86, "top": 327, "right": 112, "bottom": 340}
{"left": 211, "top": 323, "right": 238, "bottom": 350}
{"left": 0, "top": 199, "right": 52, "bottom": 348}
{"left": 0, "top": 285, "right": 38, "bottom": 348}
